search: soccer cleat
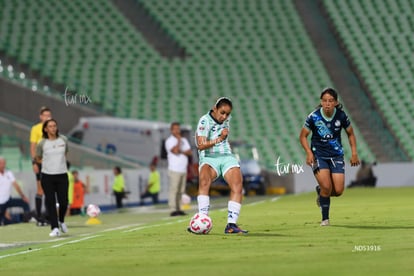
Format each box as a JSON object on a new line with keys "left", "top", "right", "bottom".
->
{"left": 59, "top": 222, "right": 68, "bottom": 233}
{"left": 315, "top": 186, "right": 321, "bottom": 207}
{"left": 320, "top": 219, "right": 330, "bottom": 226}
{"left": 49, "top": 228, "right": 60, "bottom": 237}
{"left": 224, "top": 223, "right": 248, "bottom": 234}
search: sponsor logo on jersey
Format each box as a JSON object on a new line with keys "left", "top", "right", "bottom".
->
{"left": 335, "top": 120, "right": 341, "bottom": 127}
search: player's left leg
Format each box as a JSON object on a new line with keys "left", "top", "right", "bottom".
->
{"left": 330, "top": 157, "right": 345, "bottom": 197}
{"left": 223, "top": 163, "right": 248, "bottom": 234}
{"left": 224, "top": 167, "right": 243, "bottom": 204}
{"left": 331, "top": 173, "right": 345, "bottom": 197}
{"left": 41, "top": 174, "right": 59, "bottom": 236}
{"left": 319, "top": 158, "right": 345, "bottom": 226}
{"left": 56, "top": 174, "right": 69, "bottom": 222}
{"left": 314, "top": 169, "right": 333, "bottom": 226}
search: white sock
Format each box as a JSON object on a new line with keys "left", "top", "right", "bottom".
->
{"left": 197, "top": 195, "right": 210, "bottom": 215}
{"left": 227, "top": 201, "right": 241, "bottom": 224}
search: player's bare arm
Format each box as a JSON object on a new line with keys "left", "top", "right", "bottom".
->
{"left": 299, "top": 127, "right": 314, "bottom": 166}
{"left": 196, "top": 128, "right": 228, "bottom": 151}
{"left": 345, "top": 126, "right": 360, "bottom": 166}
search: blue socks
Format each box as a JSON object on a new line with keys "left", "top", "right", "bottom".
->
{"left": 319, "top": 196, "right": 330, "bottom": 220}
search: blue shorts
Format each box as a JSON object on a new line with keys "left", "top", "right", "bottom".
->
{"left": 315, "top": 156, "right": 345, "bottom": 174}
{"left": 199, "top": 154, "right": 240, "bottom": 180}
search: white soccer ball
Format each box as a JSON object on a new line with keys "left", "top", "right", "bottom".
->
{"left": 86, "top": 204, "right": 101, "bottom": 218}
{"left": 189, "top": 213, "right": 213, "bottom": 234}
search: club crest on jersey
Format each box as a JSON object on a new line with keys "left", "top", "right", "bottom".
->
{"left": 335, "top": 120, "right": 341, "bottom": 127}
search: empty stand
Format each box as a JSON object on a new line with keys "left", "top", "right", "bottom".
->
{"left": 0, "top": 0, "right": 377, "bottom": 167}
{"left": 322, "top": 0, "right": 414, "bottom": 160}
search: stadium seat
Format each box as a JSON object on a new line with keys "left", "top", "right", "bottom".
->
{"left": 0, "top": 0, "right": 380, "bottom": 166}
{"left": 322, "top": 0, "right": 414, "bottom": 159}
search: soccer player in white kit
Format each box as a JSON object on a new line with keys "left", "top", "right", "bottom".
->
{"left": 189, "top": 97, "right": 248, "bottom": 234}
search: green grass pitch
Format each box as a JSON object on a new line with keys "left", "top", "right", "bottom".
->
{"left": 0, "top": 187, "right": 413, "bottom": 275}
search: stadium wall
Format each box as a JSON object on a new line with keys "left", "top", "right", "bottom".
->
{"left": 10, "top": 163, "right": 414, "bottom": 214}
{"left": 0, "top": 78, "right": 100, "bottom": 133}
{"left": 13, "top": 167, "right": 168, "bottom": 211}
{"left": 294, "top": 163, "right": 414, "bottom": 193}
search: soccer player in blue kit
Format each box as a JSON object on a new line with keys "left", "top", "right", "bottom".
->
{"left": 299, "top": 88, "right": 360, "bottom": 226}
{"left": 189, "top": 97, "right": 248, "bottom": 234}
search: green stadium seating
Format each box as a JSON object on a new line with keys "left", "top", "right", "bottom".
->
{"left": 0, "top": 0, "right": 377, "bottom": 167}
{"left": 322, "top": 0, "right": 414, "bottom": 160}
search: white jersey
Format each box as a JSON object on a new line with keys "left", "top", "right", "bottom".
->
{"left": 196, "top": 111, "right": 232, "bottom": 158}
{"left": 165, "top": 135, "right": 191, "bottom": 173}
{"left": 36, "top": 135, "right": 68, "bottom": 175}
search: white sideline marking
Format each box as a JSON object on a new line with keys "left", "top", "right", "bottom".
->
{"left": 123, "top": 224, "right": 162, "bottom": 233}
{"left": 219, "top": 197, "right": 280, "bottom": 211}
{"left": 50, "top": 235, "right": 102, "bottom": 248}
{"left": 247, "top": 199, "right": 267, "bottom": 206}
{"left": 0, "top": 222, "right": 150, "bottom": 260}
{"left": 271, "top": 196, "right": 280, "bottom": 202}
{"left": 0, "top": 248, "right": 42, "bottom": 259}
{"left": 123, "top": 219, "right": 187, "bottom": 233}
{"left": 0, "top": 199, "right": 282, "bottom": 260}
{"left": 100, "top": 223, "right": 143, "bottom": 232}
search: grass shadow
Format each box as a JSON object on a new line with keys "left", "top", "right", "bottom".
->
{"left": 207, "top": 231, "right": 291, "bottom": 237}
{"left": 65, "top": 225, "right": 91, "bottom": 229}
{"left": 241, "top": 232, "right": 292, "bottom": 237}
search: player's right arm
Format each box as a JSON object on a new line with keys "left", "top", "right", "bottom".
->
{"left": 299, "top": 127, "right": 314, "bottom": 166}
{"left": 299, "top": 113, "right": 316, "bottom": 166}
{"left": 196, "top": 128, "right": 228, "bottom": 151}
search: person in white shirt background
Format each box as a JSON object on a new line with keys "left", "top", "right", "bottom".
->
{"left": 165, "top": 122, "right": 192, "bottom": 216}
{"left": 0, "top": 157, "right": 31, "bottom": 225}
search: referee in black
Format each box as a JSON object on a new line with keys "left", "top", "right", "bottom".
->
{"left": 35, "top": 119, "right": 69, "bottom": 237}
